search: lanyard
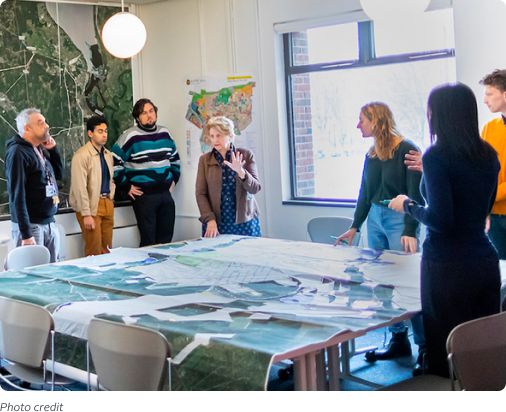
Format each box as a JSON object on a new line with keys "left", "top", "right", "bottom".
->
{"left": 33, "top": 146, "right": 55, "bottom": 185}
{"left": 33, "top": 146, "right": 58, "bottom": 204}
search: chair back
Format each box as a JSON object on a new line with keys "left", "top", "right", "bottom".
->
{"left": 87, "top": 319, "right": 171, "bottom": 391}
{"left": 0, "top": 296, "right": 53, "bottom": 368}
{"left": 5, "top": 245, "right": 50, "bottom": 270}
{"left": 307, "top": 217, "right": 361, "bottom": 246}
{"left": 55, "top": 223, "right": 66, "bottom": 261}
{"left": 446, "top": 311, "right": 506, "bottom": 391}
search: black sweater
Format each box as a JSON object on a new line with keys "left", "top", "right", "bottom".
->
{"left": 404, "top": 143, "right": 500, "bottom": 261}
{"left": 5, "top": 135, "right": 63, "bottom": 239}
{"left": 352, "top": 139, "right": 424, "bottom": 238}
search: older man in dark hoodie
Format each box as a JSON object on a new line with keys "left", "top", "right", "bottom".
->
{"left": 5, "top": 108, "right": 63, "bottom": 262}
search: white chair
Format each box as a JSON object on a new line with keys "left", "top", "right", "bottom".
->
{"left": 4, "top": 245, "right": 50, "bottom": 270}
{"left": 55, "top": 223, "right": 66, "bottom": 261}
{"left": 0, "top": 296, "right": 74, "bottom": 391}
{"left": 307, "top": 217, "right": 361, "bottom": 246}
{"left": 87, "top": 319, "right": 172, "bottom": 391}
{"left": 379, "top": 311, "right": 506, "bottom": 391}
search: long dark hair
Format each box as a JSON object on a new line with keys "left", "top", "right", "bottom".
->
{"left": 428, "top": 83, "right": 495, "bottom": 162}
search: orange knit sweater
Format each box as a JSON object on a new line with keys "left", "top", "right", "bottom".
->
{"left": 482, "top": 117, "right": 506, "bottom": 214}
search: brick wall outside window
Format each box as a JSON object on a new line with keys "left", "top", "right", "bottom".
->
{"left": 291, "top": 32, "right": 315, "bottom": 197}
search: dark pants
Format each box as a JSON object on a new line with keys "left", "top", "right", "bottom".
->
{"left": 488, "top": 214, "right": 506, "bottom": 259}
{"left": 131, "top": 191, "right": 175, "bottom": 247}
{"left": 421, "top": 257, "right": 500, "bottom": 377}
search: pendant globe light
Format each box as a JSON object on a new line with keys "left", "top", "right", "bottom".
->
{"left": 359, "top": 0, "right": 431, "bottom": 22}
{"left": 101, "top": 0, "right": 147, "bottom": 59}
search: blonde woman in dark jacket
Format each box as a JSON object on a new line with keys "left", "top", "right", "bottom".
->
{"left": 196, "top": 116, "right": 261, "bottom": 238}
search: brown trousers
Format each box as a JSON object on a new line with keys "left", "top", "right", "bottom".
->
{"left": 76, "top": 198, "right": 114, "bottom": 256}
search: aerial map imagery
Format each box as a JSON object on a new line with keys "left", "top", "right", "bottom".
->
{"left": 0, "top": 1, "right": 133, "bottom": 216}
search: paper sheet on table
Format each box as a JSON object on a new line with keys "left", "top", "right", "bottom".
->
{"left": 54, "top": 248, "right": 152, "bottom": 272}
{"left": 249, "top": 301, "right": 375, "bottom": 319}
{"left": 127, "top": 257, "right": 287, "bottom": 286}
{"left": 54, "top": 292, "right": 236, "bottom": 339}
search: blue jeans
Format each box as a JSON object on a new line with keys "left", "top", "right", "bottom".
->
{"left": 367, "top": 204, "right": 424, "bottom": 346}
{"left": 488, "top": 214, "right": 506, "bottom": 260}
{"left": 367, "top": 204, "right": 421, "bottom": 253}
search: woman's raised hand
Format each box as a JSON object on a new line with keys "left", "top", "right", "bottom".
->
{"left": 224, "top": 151, "right": 246, "bottom": 178}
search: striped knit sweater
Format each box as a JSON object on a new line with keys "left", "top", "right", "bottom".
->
{"left": 112, "top": 124, "right": 181, "bottom": 194}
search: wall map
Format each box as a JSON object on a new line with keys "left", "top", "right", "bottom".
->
{"left": 0, "top": 1, "right": 134, "bottom": 216}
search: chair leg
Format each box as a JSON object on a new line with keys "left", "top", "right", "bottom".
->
{"left": 168, "top": 358, "right": 172, "bottom": 391}
{"left": 51, "top": 331, "right": 55, "bottom": 391}
{"left": 448, "top": 354, "right": 455, "bottom": 391}
{"left": 87, "top": 342, "right": 91, "bottom": 391}
{"left": 0, "top": 373, "right": 32, "bottom": 391}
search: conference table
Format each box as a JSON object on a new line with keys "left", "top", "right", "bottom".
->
{"left": 0, "top": 235, "right": 423, "bottom": 391}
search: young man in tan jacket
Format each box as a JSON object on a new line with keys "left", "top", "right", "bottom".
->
{"left": 70, "top": 116, "right": 115, "bottom": 256}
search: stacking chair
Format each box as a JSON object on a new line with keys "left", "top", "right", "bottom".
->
{"left": 87, "top": 319, "right": 172, "bottom": 391}
{"left": 0, "top": 296, "right": 74, "bottom": 391}
{"left": 446, "top": 311, "right": 506, "bottom": 390}
{"left": 5, "top": 245, "right": 50, "bottom": 270}
{"left": 307, "top": 216, "right": 361, "bottom": 246}
{"left": 55, "top": 223, "right": 67, "bottom": 261}
{"left": 379, "top": 311, "right": 506, "bottom": 391}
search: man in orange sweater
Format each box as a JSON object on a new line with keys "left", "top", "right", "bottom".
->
{"left": 480, "top": 69, "right": 506, "bottom": 259}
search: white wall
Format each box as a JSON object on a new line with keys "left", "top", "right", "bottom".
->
{"left": 453, "top": 0, "right": 506, "bottom": 128}
{"left": 135, "top": 0, "right": 506, "bottom": 245}
{"left": 137, "top": 0, "right": 268, "bottom": 242}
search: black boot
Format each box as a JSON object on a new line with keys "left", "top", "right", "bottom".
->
{"left": 365, "top": 330, "right": 411, "bottom": 361}
{"left": 412, "top": 346, "right": 427, "bottom": 376}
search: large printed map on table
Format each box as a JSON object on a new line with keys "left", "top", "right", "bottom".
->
{"left": 0, "top": 236, "right": 422, "bottom": 390}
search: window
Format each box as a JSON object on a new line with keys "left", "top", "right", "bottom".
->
{"left": 284, "top": 9, "right": 456, "bottom": 204}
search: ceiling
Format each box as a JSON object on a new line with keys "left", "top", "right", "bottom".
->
{"left": 23, "top": 0, "right": 169, "bottom": 6}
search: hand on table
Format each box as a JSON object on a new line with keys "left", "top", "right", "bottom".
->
{"left": 401, "top": 236, "right": 417, "bottom": 254}
{"left": 333, "top": 228, "right": 356, "bottom": 247}
{"left": 204, "top": 220, "right": 220, "bottom": 238}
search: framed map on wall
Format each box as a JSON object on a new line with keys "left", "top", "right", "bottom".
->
{"left": 0, "top": 1, "right": 134, "bottom": 217}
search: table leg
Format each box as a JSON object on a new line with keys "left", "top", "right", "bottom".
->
{"left": 327, "top": 345, "right": 341, "bottom": 391}
{"left": 293, "top": 351, "right": 323, "bottom": 391}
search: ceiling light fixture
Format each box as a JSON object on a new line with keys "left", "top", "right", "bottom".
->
{"left": 359, "top": 0, "right": 431, "bottom": 22}
{"left": 101, "top": 0, "right": 147, "bottom": 59}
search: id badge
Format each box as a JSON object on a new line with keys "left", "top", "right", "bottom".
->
{"left": 46, "top": 182, "right": 56, "bottom": 197}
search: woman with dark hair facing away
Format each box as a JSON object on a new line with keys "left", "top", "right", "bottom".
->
{"left": 389, "top": 83, "right": 501, "bottom": 377}
{"left": 335, "top": 102, "right": 426, "bottom": 368}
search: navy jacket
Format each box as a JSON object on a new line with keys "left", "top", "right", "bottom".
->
{"left": 5, "top": 135, "right": 63, "bottom": 239}
{"left": 405, "top": 143, "right": 500, "bottom": 262}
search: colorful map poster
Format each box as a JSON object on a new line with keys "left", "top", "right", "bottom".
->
{"left": 184, "top": 75, "right": 262, "bottom": 171}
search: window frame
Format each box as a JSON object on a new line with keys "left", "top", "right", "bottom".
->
{"left": 283, "top": 20, "right": 455, "bottom": 205}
